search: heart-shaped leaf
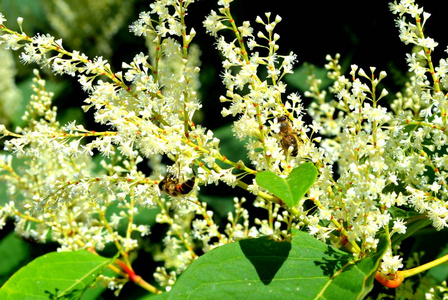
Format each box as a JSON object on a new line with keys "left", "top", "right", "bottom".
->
{"left": 0, "top": 250, "right": 111, "bottom": 299}
{"left": 256, "top": 162, "right": 318, "bottom": 207}
{"left": 154, "top": 230, "right": 388, "bottom": 300}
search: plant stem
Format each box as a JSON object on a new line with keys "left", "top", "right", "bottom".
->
{"left": 402, "top": 253, "right": 448, "bottom": 278}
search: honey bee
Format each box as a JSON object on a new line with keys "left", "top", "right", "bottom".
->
{"left": 277, "top": 115, "right": 302, "bottom": 157}
{"left": 159, "top": 169, "right": 196, "bottom": 197}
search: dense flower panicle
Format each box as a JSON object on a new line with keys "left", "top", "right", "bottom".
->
{"left": 0, "top": 1, "right": 274, "bottom": 292}
{"left": 301, "top": 0, "right": 448, "bottom": 274}
{"left": 1, "top": 0, "right": 448, "bottom": 293}
{"left": 0, "top": 48, "right": 21, "bottom": 125}
{"left": 205, "top": 7, "right": 309, "bottom": 175}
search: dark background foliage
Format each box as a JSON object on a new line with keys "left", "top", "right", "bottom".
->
{"left": 1, "top": 1, "right": 448, "bottom": 299}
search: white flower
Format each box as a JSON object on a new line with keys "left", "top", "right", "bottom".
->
{"left": 380, "top": 250, "right": 403, "bottom": 274}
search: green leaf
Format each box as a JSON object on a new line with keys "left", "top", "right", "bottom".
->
{"left": 156, "top": 230, "right": 388, "bottom": 300}
{"left": 285, "top": 63, "right": 333, "bottom": 92}
{"left": 0, "top": 233, "right": 32, "bottom": 286}
{"left": 57, "top": 107, "right": 86, "bottom": 129}
{"left": 213, "top": 123, "right": 250, "bottom": 166}
{"left": 387, "top": 206, "right": 421, "bottom": 219}
{"left": 199, "top": 194, "right": 235, "bottom": 219}
{"left": 80, "top": 267, "right": 118, "bottom": 300}
{"left": 0, "top": 250, "right": 111, "bottom": 300}
{"left": 255, "top": 162, "right": 318, "bottom": 207}
{"left": 390, "top": 214, "right": 432, "bottom": 246}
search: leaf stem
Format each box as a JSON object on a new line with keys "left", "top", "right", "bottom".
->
{"left": 116, "top": 259, "right": 162, "bottom": 294}
{"left": 402, "top": 253, "right": 448, "bottom": 278}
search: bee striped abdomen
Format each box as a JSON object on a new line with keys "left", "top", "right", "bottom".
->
{"left": 159, "top": 175, "right": 196, "bottom": 197}
{"left": 280, "top": 133, "right": 300, "bottom": 156}
{"left": 174, "top": 177, "right": 195, "bottom": 195}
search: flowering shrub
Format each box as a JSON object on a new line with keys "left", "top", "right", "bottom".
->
{"left": 1, "top": 0, "right": 448, "bottom": 298}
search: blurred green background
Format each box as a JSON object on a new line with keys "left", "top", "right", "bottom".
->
{"left": 0, "top": 0, "right": 447, "bottom": 299}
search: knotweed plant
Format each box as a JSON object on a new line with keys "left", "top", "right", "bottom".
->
{"left": 0, "top": 0, "right": 448, "bottom": 298}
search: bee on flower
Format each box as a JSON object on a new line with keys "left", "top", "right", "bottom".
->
{"left": 277, "top": 115, "right": 302, "bottom": 157}
{"left": 159, "top": 168, "right": 196, "bottom": 197}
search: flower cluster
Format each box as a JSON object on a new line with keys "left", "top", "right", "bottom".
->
{"left": 0, "top": 0, "right": 298, "bottom": 293}
{"left": 0, "top": 0, "right": 448, "bottom": 295}
{"left": 307, "top": 0, "right": 448, "bottom": 273}
{"left": 205, "top": 7, "right": 310, "bottom": 174}
{"left": 0, "top": 47, "right": 20, "bottom": 125}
